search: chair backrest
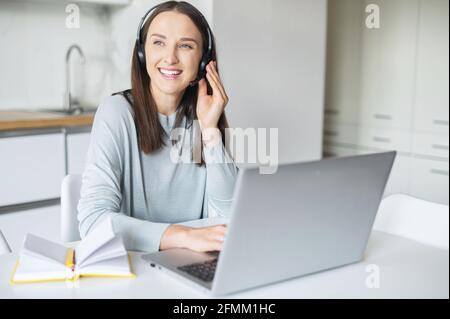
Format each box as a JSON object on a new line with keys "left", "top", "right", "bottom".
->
{"left": 61, "top": 174, "right": 82, "bottom": 242}
{"left": 0, "top": 229, "right": 12, "bottom": 255}
{"left": 374, "top": 194, "right": 449, "bottom": 250}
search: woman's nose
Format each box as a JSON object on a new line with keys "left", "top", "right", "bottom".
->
{"left": 163, "top": 46, "right": 179, "bottom": 65}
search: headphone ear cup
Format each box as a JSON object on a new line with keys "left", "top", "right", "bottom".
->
{"left": 200, "top": 60, "right": 206, "bottom": 75}
{"left": 136, "top": 42, "right": 146, "bottom": 69}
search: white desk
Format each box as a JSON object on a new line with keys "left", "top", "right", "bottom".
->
{"left": 0, "top": 231, "right": 448, "bottom": 299}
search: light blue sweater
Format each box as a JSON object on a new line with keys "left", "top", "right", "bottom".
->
{"left": 77, "top": 94, "right": 239, "bottom": 252}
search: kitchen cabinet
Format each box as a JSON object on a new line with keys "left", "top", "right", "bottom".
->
{"left": 358, "top": 0, "right": 419, "bottom": 130}
{"left": 66, "top": 130, "right": 91, "bottom": 175}
{"left": 0, "top": 126, "right": 91, "bottom": 208}
{"left": 410, "top": 158, "right": 449, "bottom": 205}
{"left": 413, "top": 0, "right": 449, "bottom": 135}
{"left": 0, "top": 132, "right": 65, "bottom": 207}
{"left": 324, "top": 0, "right": 449, "bottom": 205}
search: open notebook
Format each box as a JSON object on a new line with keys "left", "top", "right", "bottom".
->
{"left": 11, "top": 218, "right": 135, "bottom": 284}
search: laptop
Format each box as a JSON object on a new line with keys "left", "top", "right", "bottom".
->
{"left": 141, "top": 151, "right": 396, "bottom": 296}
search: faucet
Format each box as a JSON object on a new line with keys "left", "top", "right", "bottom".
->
{"left": 65, "top": 44, "right": 85, "bottom": 112}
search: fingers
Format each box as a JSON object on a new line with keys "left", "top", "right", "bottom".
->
{"left": 212, "top": 241, "right": 224, "bottom": 251}
{"left": 205, "top": 69, "right": 222, "bottom": 99}
{"left": 208, "top": 62, "right": 228, "bottom": 101}
{"left": 206, "top": 61, "right": 229, "bottom": 104}
{"left": 188, "top": 224, "right": 228, "bottom": 252}
{"left": 197, "top": 78, "right": 207, "bottom": 98}
{"left": 206, "top": 224, "right": 227, "bottom": 251}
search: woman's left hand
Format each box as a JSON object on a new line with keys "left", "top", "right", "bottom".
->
{"left": 196, "top": 61, "right": 229, "bottom": 131}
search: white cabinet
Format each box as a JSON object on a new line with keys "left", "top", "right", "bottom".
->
{"left": 324, "top": 0, "right": 449, "bottom": 205}
{"left": 410, "top": 158, "right": 449, "bottom": 205}
{"left": 0, "top": 133, "right": 65, "bottom": 206}
{"left": 323, "top": 122, "right": 358, "bottom": 146}
{"left": 359, "top": 0, "right": 419, "bottom": 130}
{"left": 325, "top": 0, "right": 363, "bottom": 125}
{"left": 413, "top": 0, "right": 449, "bottom": 135}
{"left": 67, "top": 131, "right": 91, "bottom": 175}
{"left": 412, "top": 132, "right": 449, "bottom": 159}
{"left": 356, "top": 127, "right": 411, "bottom": 153}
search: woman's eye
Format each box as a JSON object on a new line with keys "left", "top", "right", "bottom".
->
{"left": 153, "top": 41, "right": 164, "bottom": 46}
{"left": 179, "top": 44, "right": 193, "bottom": 49}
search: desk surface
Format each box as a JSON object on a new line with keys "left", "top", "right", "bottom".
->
{"left": 0, "top": 231, "right": 448, "bottom": 299}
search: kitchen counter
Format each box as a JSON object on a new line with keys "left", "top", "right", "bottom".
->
{"left": 0, "top": 110, "right": 95, "bottom": 131}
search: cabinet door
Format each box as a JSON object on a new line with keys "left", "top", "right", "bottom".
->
{"left": 410, "top": 158, "right": 449, "bottom": 205}
{"left": 413, "top": 0, "right": 449, "bottom": 134}
{"left": 323, "top": 122, "right": 359, "bottom": 146}
{"left": 356, "top": 127, "right": 412, "bottom": 153}
{"left": 412, "top": 132, "right": 449, "bottom": 160}
{"left": 0, "top": 133, "right": 65, "bottom": 206}
{"left": 325, "top": 0, "right": 363, "bottom": 125}
{"left": 359, "top": 0, "right": 419, "bottom": 129}
{"left": 67, "top": 132, "right": 91, "bottom": 175}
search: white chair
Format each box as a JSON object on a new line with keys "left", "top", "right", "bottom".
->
{"left": 61, "top": 174, "right": 82, "bottom": 242}
{"left": 374, "top": 194, "right": 449, "bottom": 250}
{"left": 0, "top": 230, "right": 12, "bottom": 256}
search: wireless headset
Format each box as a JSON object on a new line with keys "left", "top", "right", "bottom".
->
{"left": 135, "top": 3, "right": 213, "bottom": 87}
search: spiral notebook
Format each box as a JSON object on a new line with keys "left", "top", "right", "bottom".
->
{"left": 11, "top": 218, "right": 135, "bottom": 284}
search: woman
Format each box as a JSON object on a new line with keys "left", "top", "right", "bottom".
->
{"left": 77, "top": 1, "right": 238, "bottom": 253}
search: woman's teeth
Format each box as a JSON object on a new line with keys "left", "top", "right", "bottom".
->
{"left": 159, "top": 68, "right": 182, "bottom": 76}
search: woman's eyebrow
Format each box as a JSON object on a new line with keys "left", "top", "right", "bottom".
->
{"left": 179, "top": 37, "right": 199, "bottom": 45}
{"left": 150, "top": 33, "right": 199, "bottom": 45}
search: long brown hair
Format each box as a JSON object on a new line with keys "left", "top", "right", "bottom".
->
{"left": 130, "top": 1, "right": 228, "bottom": 165}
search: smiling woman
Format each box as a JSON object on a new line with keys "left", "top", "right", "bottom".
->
{"left": 131, "top": 1, "right": 226, "bottom": 155}
{"left": 77, "top": 1, "right": 238, "bottom": 254}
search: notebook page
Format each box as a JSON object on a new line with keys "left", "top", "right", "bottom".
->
{"left": 75, "top": 217, "right": 116, "bottom": 266}
{"left": 78, "top": 255, "right": 133, "bottom": 277}
{"left": 12, "top": 254, "right": 67, "bottom": 282}
{"left": 22, "top": 233, "right": 68, "bottom": 266}
{"left": 78, "top": 235, "right": 126, "bottom": 268}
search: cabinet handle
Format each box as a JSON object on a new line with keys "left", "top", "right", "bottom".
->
{"left": 374, "top": 114, "right": 392, "bottom": 120}
{"left": 433, "top": 119, "right": 449, "bottom": 126}
{"left": 431, "top": 144, "right": 449, "bottom": 151}
{"left": 430, "top": 169, "right": 449, "bottom": 176}
{"left": 373, "top": 136, "right": 391, "bottom": 143}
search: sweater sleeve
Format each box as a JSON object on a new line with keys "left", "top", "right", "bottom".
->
{"left": 202, "top": 137, "right": 239, "bottom": 218}
{"left": 77, "top": 98, "right": 170, "bottom": 253}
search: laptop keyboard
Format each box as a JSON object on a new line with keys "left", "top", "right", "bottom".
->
{"left": 177, "top": 258, "right": 218, "bottom": 282}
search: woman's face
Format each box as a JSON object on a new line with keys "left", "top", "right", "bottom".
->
{"left": 145, "top": 11, "right": 203, "bottom": 96}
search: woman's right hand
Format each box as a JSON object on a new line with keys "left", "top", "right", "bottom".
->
{"left": 159, "top": 224, "right": 227, "bottom": 252}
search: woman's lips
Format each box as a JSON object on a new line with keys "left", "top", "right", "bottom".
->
{"left": 158, "top": 68, "right": 182, "bottom": 80}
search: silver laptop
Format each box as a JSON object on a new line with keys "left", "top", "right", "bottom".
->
{"left": 141, "top": 151, "right": 396, "bottom": 296}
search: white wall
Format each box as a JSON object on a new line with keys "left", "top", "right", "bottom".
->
{"left": 212, "top": 0, "right": 327, "bottom": 165}
{"left": 0, "top": 0, "right": 112, "bottom": 109}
